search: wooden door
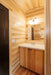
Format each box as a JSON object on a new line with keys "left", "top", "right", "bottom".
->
{"left": 0, "top": 4, "right": 9, "bottom": 75}
{"left": 46, "top": 0, "right": 51, "bottom": 75}
{"left": 34, "top": 50, "right": 44, "bottom": 75}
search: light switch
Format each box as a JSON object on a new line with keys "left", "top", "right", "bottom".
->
{"left": 12, "top": 39, "right": 16, "bottom": 43}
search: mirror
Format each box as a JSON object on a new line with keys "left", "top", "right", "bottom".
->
{"left": 28, "top": 24, "right": 42, "bottom": 40}
{"left": 31, "top": 25, "right": 41, "bottom": 40}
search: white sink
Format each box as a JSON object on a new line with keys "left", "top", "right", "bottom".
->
{"left": 19, "top": 43, "right": 45, "bottom": 50}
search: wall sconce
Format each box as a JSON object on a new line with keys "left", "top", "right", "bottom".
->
{"left": 28, "top": 18, "right": 40, "bottom": 25}
{"left": 34, "top": 18, "right": 40, "bottom": 24}
{"left": 29, "top": 20, "right": 34, "bottom": 25}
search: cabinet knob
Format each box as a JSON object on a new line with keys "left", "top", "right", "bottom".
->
{"left": 28, "top": 49, "right": 32, "bottom": 51}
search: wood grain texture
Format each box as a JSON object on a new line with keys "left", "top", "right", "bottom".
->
{"left": 28, "top": 49, "right": 35, "bottom": 71}
{"left": 19, "top": 47, "right": 26, "bottom": 67}
{"left": 0, "top": 0, "right": 44, "bottom": 13}
{"left": 34, "top": 50, "right": 44, "bottom": 75}
{"left": 45, "top": 0, "right": 51, "bottom": 75}
{"left": 26, "top": 40, "right": 45, "bottom": 45}
{"left": 25, "top": 7, "right": 44, "bottom": 17}
{"left": 9, "top": 11, "right": 26, "bottom": 75}
{"left": 19, "top": 47, "right": 44, "bottom": 75}
{"left": 50, "top": 0, "right": 51, "bottom": 66}
{"left": 15, "top": 67, "right": 37, "bottom": 75}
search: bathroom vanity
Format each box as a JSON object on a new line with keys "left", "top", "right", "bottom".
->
{"left": 19, "top": 43, "right": 45, "bottom": 75}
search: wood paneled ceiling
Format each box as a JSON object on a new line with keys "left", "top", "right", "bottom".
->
{"left": 14, "top": 0, "right": 44, "bottom": 12}
{"left": 0, "top": 0, "right": 44, "bottom": 14}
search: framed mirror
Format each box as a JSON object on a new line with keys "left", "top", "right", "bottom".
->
{"left": 31, "top": 25, "right": 41, "bottom": 40}
{"left": 27, "top": 24, "right": 44, "bottom": 40}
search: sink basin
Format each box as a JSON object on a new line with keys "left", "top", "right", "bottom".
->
{"left": 19, "top": 43, "right": 45, "bottom": 50}
{"left": 31, "top": 43, "right": 35, "bottom": 45}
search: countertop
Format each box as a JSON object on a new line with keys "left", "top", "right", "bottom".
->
{"left": 19, "top": 43, "right": 45, "bottom": 50}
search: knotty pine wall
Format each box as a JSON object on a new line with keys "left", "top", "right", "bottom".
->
{"left": 0, "top": 1, "right": 26, "bottom": 75}
{"left": 9, "top": 11, "right": 26, "bottom": 75}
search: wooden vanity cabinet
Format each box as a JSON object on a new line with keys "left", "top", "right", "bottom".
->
{"left": 19, "top": 47, "right": 44, "bottom": 75}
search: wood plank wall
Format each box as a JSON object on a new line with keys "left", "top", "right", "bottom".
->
{"left": 0, "top": 1, "right": 26, "bottom": 75}
{"left": 9, "top": 11, "right": 26, "bottom": 75}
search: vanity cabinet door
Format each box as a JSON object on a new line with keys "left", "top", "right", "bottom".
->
{"left": 19, "top": 47, "right": 26, "bottom": 67}
{"left": 24, "top": 48, "right": 35, "bottom": 71}
{"left": 34, "top": 50, "right": 44, "bottom": 75}
{"left": 19, "top": 47, "right": 35, "bottom": 71}
{"left": 28, "top": 49, "right": 35, "bottom": 71}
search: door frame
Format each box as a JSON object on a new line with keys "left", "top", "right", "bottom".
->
{"left": 45, "top": 0, "right": 51, "bottom": 75}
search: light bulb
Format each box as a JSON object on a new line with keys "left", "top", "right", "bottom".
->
{"left": 29, "top": 20, "right": 34, "bottom": 25}
{"left": 34, "top": 18, "right": 39, "bottom": 24}
{"left": 17, "top": 22, "right": 21, "bottom": 25}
